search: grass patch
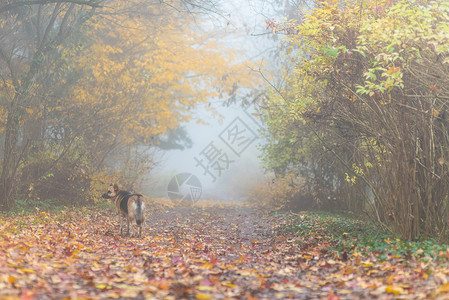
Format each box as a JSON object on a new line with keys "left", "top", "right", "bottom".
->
{"left": 283, "top": 211, "right": 449, "bottom": 262}
{"left": 2, "top": 198, "right": 116, "bottom": 216}
{"left": 11, "top": 198, "right": 70, "bottom": 214}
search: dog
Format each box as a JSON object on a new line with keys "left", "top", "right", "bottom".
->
{"left": 102, "top": 184, "right": 145, "bottom": 237}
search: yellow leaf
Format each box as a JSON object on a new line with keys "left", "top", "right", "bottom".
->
{"left": 96, "top": 284, "right": 110, "bottom": 290}
{"left": 385, "top": 285, "right": 406, "bottom": 295}
{"left": 201, "top": 263, "right": 213, "bottom": 269}
{"left": 415, "top": 249, "right": 424, "bottom": 255}
{"left": 19, "top": 268, "right": 35, "bottom": 274}
{"left": 222, "top": 281, "right": 236, "bottom": 288}
{"left": 195, "top": 293, "right": 212, "bottom": 300}
{"left": 7, "top": 262, "right": 20, "bottom": 268}
{"left": 197, "top": 286, "right": 213, "bottom": 291}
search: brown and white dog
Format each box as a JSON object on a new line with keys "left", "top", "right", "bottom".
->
{"left": 102, "top": 184, "right": 145, "bottom": 237}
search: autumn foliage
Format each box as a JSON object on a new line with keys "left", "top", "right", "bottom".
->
{"left": 261, "top": 0, "right": 449, "bottom": 240}
{"left": 0, "top": 1, "right": 256, "bottom": 210}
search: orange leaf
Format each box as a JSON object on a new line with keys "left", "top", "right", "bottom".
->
{"left": 386, "top": 274, "right": 394, "bottom": 284}
{"left": 438, "top": 283, "right": 449, "bottom": 293}
{"left": 21, "top": 289, "right": 35, "bottom": 300}
{"left": 386, "top": 65, "right": 401, "bottom": 74}
{"left": 328, "top": 291, "right": 339, "bottom": 300}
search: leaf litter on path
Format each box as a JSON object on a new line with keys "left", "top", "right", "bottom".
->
{"left": 1, "top": 203, "right": 449, "bottom": 299}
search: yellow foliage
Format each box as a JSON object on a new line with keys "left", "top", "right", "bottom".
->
{"left": 64, "top": 0, "right": 258, "bottom": 144}
{"left": 87, "top": 169, "right": 115, "bottom": 203}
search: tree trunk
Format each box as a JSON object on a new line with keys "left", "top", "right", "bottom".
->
{"left": 0, "top": 103, "right": 20, "bottom": 211}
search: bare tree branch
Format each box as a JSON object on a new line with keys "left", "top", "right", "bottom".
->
{"left": 0, "top": 0, "right": 102, "bottom": 13}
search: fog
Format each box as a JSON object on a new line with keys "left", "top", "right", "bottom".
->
{"left": 147, "top": 104, "right": 266, "bottom": 201}
{"left": 144, "top": 0, "right": 283, "bottom": 201}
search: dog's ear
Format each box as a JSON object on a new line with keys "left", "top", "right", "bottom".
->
{"left": 113, "top": 184, "right": 119, "bottom": 192}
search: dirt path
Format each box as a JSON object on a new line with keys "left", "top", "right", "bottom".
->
{"left": 1, "top": 203, "right": 446, "bottom": 299}
{"left": 143, "top": 205, "right": 303, "bottom": 299}
{"left": 141, "top": 205, "right": 447, "bottom": 299}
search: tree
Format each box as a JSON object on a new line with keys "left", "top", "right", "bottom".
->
{"left": 0, "top": 1, "right": 100, "bottom": 210}
{"left": 262, "top": 0, "right": 449, "bottom": 240}
{"left": 0, "top": 0, "right": 258, "bottom": 210}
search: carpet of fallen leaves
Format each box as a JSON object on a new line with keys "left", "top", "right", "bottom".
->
{"left": 2, "top": 201, "right": 449, "bottom": 299}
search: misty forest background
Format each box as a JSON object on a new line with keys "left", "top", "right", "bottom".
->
{"left": 1, "top": 0, "right": 449, "bottom": 242}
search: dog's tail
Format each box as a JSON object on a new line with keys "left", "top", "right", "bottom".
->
{"left": 135, "top": 195, "right": 144, "bottom": 226}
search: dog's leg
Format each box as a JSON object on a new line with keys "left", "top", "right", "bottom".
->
{"left": 120, "top": 214, "right": 123, "bottom": 236}
{"left": 127, "top": 217, "right": 130, "bottom": 236}
{"left": 129, "top": 217, "right": 134, "bottom": 237}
